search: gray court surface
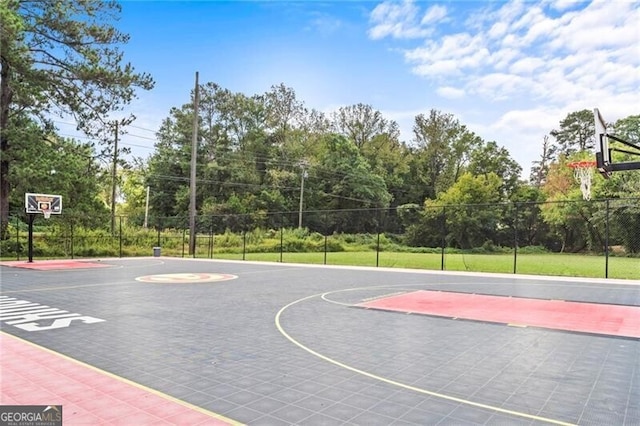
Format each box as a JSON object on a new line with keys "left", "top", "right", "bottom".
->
{"left": 1, "top": 258, "right": 639, "bottom": 425}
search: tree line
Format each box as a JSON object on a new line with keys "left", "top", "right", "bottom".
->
{"left": 1, "top": 1, "right": 639, "bottom": 254}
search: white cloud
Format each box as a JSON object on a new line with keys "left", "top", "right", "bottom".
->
{"left": 411, "top": 60, "right": 460, "bottom": 77}
{"left": 368, "top": 0, "right": 437, "bottom": 40}
{"left": 493, "top": 108, "right": 562, "bottom": 132}
{"left": 489, "top": 47, "right": 522, "bottom": 71}
{"left": 521, "top": 11, "right": 557, "bottom": 44}
{"left": 436, "top": 86, "right": 465, "bottom": 99}
{"left": 497, "top": 0, "right": 528, "bottom": 23}
{"left": 487, "top": 21, "right": 509, "bottom": 40}
{"left": 404, "top": 33, "right": 491, "bottom": 77}
{"left": 471, "top": 73, "right": 534, "bottom": 101}
{"left": 367, "top": 0, "right": 639, "bottom": 173}
{"left": 509, "top": 57, "right": 545, "bottom": 75}
{"left": 549, "top": 0, "right": 639, "bottom": 51}
{"left": 420, "top": 4, "right": 447, "bottom": 25}
{"left": 550, "top": 0, "right": 583, "bottom": 12}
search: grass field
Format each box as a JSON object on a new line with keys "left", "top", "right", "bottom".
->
{"left": 209, "top": 251, "right": 639, "bottom": 280}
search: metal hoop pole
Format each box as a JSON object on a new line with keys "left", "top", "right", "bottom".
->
{"left": 27, "top": 213, "right": 35, "bottom": 263}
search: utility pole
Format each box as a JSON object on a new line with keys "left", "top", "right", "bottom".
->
{"left": 189, "top": 72, "right": 199, "bottom": 255}
{"left": 298, "top": 160, "right": 308, "bottom": 229}
{"left": 110, "top": 121, "right": 118, "bottom": 235}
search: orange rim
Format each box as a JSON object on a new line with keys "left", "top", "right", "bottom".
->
{"left": 567, "top": 160, "right": 597, "bottom": 169}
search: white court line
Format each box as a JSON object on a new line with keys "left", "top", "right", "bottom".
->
{"left": 275, "top": 291, "right": 576, "bottom": 426}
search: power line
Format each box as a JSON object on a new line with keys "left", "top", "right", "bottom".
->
{"left": 48, "top": 120, "right": 394, "bottom": 200}
{"left": 53, "top": 119, "right": 160, "bottom": 135}
{"left": 146, "top": 174, "right": 382, "bottom": 204}
{"left": 53, "top": 120, "right": 378, "bottom": 180}
{"left": 56, "top": 133, "right": 155, "bottom": 150}
{"left": 52, "top": 119, "right": 160, "bottom": 145}
{"left": 127, "top": 133, "right": 159, "bottom": 142}
{"left": 128, "top": 124, "right": 159, "bottom": 133}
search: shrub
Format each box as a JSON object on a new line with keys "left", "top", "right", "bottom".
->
{"left": 0, "top": 239, "right": 23, "bottom": 256}
{"left": 517, "top": 245, "right": 550, "bottom": 254}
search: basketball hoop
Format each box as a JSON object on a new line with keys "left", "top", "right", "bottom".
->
{"left": 42, "top": 209, "right": 52, "bottom": 219}
{"left": 567, "top": 160, "right": 597, "bottom": 201}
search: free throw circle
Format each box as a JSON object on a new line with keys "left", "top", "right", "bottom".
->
{"left": 135, "top": 273, "right": 237, "bottom": 283}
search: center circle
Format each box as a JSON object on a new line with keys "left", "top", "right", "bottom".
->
{"left": 135, "top": 273, "right": 237, "bottom": 283}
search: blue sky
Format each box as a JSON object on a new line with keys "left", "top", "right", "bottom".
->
{"left": 57, "top": 0, "right": 639, "bottom": 177}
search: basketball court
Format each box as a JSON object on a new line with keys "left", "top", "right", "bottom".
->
{"left": 2, "top": 111, "right": 639, "bottom": 424}
{"left": 1, "top": 257, "right": 639, "bottom": 425}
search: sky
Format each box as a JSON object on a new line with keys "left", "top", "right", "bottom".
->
{"left": 56, "top": 0, "right": 640, "bottom": 178}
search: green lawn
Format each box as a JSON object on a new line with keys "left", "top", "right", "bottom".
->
{"left": 209, "top": 251, "right": 639, "bottom": 280}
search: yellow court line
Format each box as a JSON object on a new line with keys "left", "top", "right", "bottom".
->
{"left": 275, "top": 292, "right": 576, "bottom": 426}
{"left": 0, "top": 264, "right": 124, "bottom": 273}
{"left": 1, "top": 332, "right": 243, "bottom": 426}
{"left": 0, "top": 258, "right": 167, "bottom": 272}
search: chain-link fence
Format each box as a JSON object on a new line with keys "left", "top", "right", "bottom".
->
{"left": 2, "top": 198, "right": 638, "bottom": 279}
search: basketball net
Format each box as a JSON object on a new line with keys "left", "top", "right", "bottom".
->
{"left": 568, "top": 161, "right": 596, "bottom": 201}
{"left": 42, "top": 209, "right": 52, "bottom": 219}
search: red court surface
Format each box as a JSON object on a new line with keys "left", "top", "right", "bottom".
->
{"left": 0, "top": 259, "right": 111, "bottom": 270}
{"left": 0, "top": 333, "right": 237, "bottom": 425}
{"left": 358, "top": 290, "right": 640, "bottom": 339}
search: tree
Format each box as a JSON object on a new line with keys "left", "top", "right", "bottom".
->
{"left": 606, "top": 115, "right": 640, "bottom": 254}
{"left": 530, "top": 135, "right": 553, "bottom": 187}
{"left": 312, "top": 134, "right": 391, "bottom": 232}
{"left": 8, "top": 125, "right": 110, "bottom": 228}
{"left": 550, "top": 110, "right": 595, "bottom": 158}
{"left": 507, "top": 184, "right": 550, "bottom": 248}
{"left": 417, "top": 172, "right": 503, "bottom": 249}
{"left": 118, "top": 161, "right": 148, "bottom": 225}
{"left": 540, "top": 156, "right": 607, "bottom": 253}
{"left": 298, "top": 108, "right": 331, "bottom": 136}
{"left": 411, "top": 110, "right": 479, "bottom": 200}
{"left": 264, "top": 83, "right": 304, "bottom": 141}
{"left": 612, "top": 115, "right": 640, "bottom": 146}
{"left": 146, "top": 105, "right": 197, "bottom": 222}
{"left": 330, "top": 103, "right": 399, "bottom": 150}
{"left": 0, "top": 0, "right": 154, "bottom": 238}
{"left": 467, "top": 140, "right": 522, "bottom": 197}
{"left": 361, "top": 133, "right": 411, "bottom": 206}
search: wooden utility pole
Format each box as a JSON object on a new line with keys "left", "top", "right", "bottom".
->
{"left": 110, "top": 121, "right": 118, "bottom": 235}
{"left": 189, "top": 72, "right": 199, "bottom": 255}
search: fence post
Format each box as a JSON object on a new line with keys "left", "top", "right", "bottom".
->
{"left": 376, "top": 232, "right": 380, "bottom": 268}
{"left": 242, "top": 230, "right": 246, "bottom": 261}
{"left": 209, "top": 223, "right": 214, "bottom": 259}
{"left": 15, "top": 216, "right": 20, "bottom": 261}
{"left": 324, "top": 211, "right": 328, "bottom": 265}
{"left": 119, "top": 216, "right": 123, "bottom": 258}
{"left": 440, "top": 206, "right": 446, "bottom": 270}
{"left": 605, "top": 199, "right": 610, "bottom": 279}
{"left": 375, "top": 209, "right": 381, "bottom": 268}
{"left": 192, "top": 217, "right": 197, "bottom": 259}
{"left": 181, "top": 228, "right": 186, "bottom": 258}
{"left": 70, "top": 223, "right": 74, "bottom": 259}
{"left": 279, "top": 213, "right": 284, "bottom": 263}
{"left": 513, "top": 202, "right": 518, "bottom": 274}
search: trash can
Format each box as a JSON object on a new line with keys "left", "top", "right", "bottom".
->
{"left": 153, "top": 247, "right": 161, "bottom": 257}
